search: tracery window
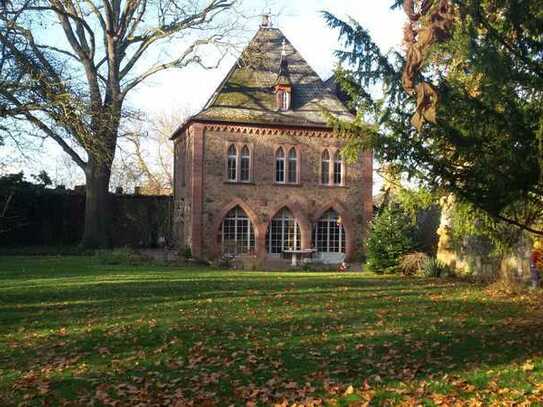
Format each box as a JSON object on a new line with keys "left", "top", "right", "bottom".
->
{"left": 226, "top": 144, "right": 251, "bottom": 182}
{"left": 312, "top": 209, "right": 345, "bottom": 253}
{"left": 321, "top": 149, "right": 330, "bottom": 185}
{"left": 220, "top": 206, "right": 255, "bottom": 255}
{"left": 287, "top": 147, "right": 297, "bottom": 183}
{"left": 275, "top": 147, "right": 285, "bottom": 183}
{"left": 266, "top": 208, "right": 301, "bottom": 254}
{"left": 240, "top": 145, "right": 250, "bottom": 182}
{"left": 333, "top": 152, "right": 343, "bottom": 185}
{"left": 227, "top": 144, "right": 237, "bottom": 182}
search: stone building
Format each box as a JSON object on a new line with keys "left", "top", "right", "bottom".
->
{"left": 171, "top": 17, "right": 373, "bottom": 264}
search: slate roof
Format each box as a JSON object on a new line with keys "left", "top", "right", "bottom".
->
{"left": 191, "top": 26, "right": 354, "bottom": 128}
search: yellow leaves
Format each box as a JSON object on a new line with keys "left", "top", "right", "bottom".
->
{"left": 521, "top": 360, "right": 535, "bottom": 372}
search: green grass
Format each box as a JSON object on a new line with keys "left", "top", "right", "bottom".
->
{"left": 1, "top": 256, "right": 542, "bottom": 406}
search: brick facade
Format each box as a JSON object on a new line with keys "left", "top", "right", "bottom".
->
{"left": 174, "top": 121, "right": 373, "bottom": 263}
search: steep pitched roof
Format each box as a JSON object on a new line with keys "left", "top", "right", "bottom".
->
{"left": 192, "top": 27, "right": 353, "bottom": 128}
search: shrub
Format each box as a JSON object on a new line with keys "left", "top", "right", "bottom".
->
{"left": 399, "top": 252, "right": 429, "bottom": 276}
{"left": 422, "top": 258, "right": 454, "bottom": 278}
{"left": 94, "top": 248, "right": 149, "bottom": 265}
{"left": 367, "top": 205, "right": 419, "bottom": 274}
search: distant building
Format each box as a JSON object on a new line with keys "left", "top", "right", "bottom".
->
{"left": 171, "top": 16, "right": 373, "bottom": 264}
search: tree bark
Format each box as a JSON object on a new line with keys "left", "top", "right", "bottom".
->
{"left": 81, "top": 157, "right": 113, "bottom": 249}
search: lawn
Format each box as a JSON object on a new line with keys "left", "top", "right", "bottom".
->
{"left": 1, "top": 257, "right": 542, "bottom": 406}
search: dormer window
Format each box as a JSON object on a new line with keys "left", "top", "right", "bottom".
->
{"left": 275, "top": 40, "right": 292, "bottom": 111}
{"left": 277, "top": 87, "right": 291, "bottom": 111}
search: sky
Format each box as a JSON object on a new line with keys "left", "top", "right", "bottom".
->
{"left": 133, "top": 0, "right": 405, "bottom": 117}
{"left": 1, "top": 1, "right": 404, "bottom": 192}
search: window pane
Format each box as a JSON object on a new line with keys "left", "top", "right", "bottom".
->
{"left": 276, "top": 148, "right": 285, "bottom": 183}
{"left": 313, "top": 210, "right": 345, "bottom": 253}
{"left": 222, "top": 206, "right": 255, "bottom": 255}
{"left": 266, "top": 209, "right": 300, "bottom": 254}
{"left": 288, "top": 148, "right": 297, "bottom": 183}
{"left": 334, "top": 160, "right": 342, "bottom": 185}
{"left": 321, "top": 161, "right": 329, "bottom": 184}
{"left": 228, "top": 158, "right": 236, "bottom": 181}
{"left": 240, "top": 147, "right": 250, "bottom": 182}
{"left": 240, "top": 158, "right": 250, "bottom": 181}
{"left": 227, "top": 145, "right": 237, "bottom": 181}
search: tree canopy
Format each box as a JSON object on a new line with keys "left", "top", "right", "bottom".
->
{"left": 325, "top": 0, "right": 543, "bottom": 235}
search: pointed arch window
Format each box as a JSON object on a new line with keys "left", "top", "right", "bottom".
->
{"left": 287, "top": 147, "right": 297, "bottom": 183}
{"left": 240, "top": 145, "right": 251, "bottom": 182}
{"left": 227, "top": 144, "right": 237, "bottom": 182}
{"left": 266, "top": 208, "right": 301, "bottom": 254}
{"left": 312, "top": 209, "right": 345, "bottom": 253}
{"left": 321, "top": 149, "right": 330, "bottom": 185}
{"left": 275, "top": 147, "right": 285, "bottom": 183}
{"left": 220, "top": 206, "right": 255, "bottom": 256}
{"left": 334, "top": 152, "right": 343, "bottom": 185}
{"left": 226, "top": 144, "right": 252, "bottom": 182}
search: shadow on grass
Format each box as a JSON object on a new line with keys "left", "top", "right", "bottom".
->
{"left": 2, "top": 257, "right": 540, "bottom": 404}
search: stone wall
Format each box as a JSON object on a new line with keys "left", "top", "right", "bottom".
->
{"left": 436, "top": 195, "right": 531, "bottom": 281}
{"left": 174, "top": 122, "right": 373, "bottom": 262}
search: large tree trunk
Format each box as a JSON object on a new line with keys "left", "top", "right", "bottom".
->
{"left": 81, "top": 157, "right": 113, "bottom": 249}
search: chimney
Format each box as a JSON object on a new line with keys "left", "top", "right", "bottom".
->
{"left": 261, "top": 13, "right": 271, "bottom": 28}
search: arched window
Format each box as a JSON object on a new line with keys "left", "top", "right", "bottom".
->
{"left": 280, "top": 90, "right": 290, "bottom": 111}
{"left": 321, "top": 149, "right": 330, "bottom": 185}
{"left": 312, "top": 209, "right": 345, "bottom": 253}
{"left": 333, "top": 152, "right": 343, "bottom": 185}
{"left": 276, "top": 89, "right": 291, "bottom": 111}
{"left": 227, "top": 144, "right": 237, "bottom": 182}
{"left": 240, "top": 145, "right": 250, "bottom": 182}
{"left": 220, "top": 206, "right": 255, "bottom": 255}
{"left": 287, "top": 147, "right": 297, "bottom": 183}
{"left": 275, "top": 147, "right": 285, "bottom": 183}
{"left": 266, "top": 208, "right": 301, "bottom": 254}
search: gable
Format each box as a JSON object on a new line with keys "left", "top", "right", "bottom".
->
{"left": 193, "top": 27, "right": 353, "bottom": 128}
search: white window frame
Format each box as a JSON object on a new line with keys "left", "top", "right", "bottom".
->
{"left": 275, "top": 147, "right": 286, "bottom": 183}
{"left": 333, "top": 151, "right": 343, "bottom": 186}
{"left": 280, "top": 90, "right": 290, "bottom": 111}
{"left": 221, "top": 206, "right": 255, "bottom": 255}
{"left": 287, "top": 147, "right": 297, "bottom": 184}
{"left": 321, "top": 149, "right": 330, "bottom": 185}
{"left": 240, "top": 145, "right": 251, "bottom": 182}
{"left": 267, "top": 208, "right": 301, "bottom": 255}
{"left": 227, "top": 144, "right": 237, "bottom": 182}
{"left": 313, "top": 210, "right": 345, "bottom": 253}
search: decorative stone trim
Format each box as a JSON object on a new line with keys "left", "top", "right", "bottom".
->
{"left": 176, "top": 120, "right": 353, "bottom": 139}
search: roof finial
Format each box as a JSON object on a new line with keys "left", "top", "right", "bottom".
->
{"left": 261, "top": 12, "right": 272, "bottom": 28}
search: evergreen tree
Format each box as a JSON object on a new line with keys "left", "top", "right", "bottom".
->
{"left": 324, "top": 0, "right": 543, "bottom": 235}
{"left": 367, "top": 205, "right": 418, "bottom": 274}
